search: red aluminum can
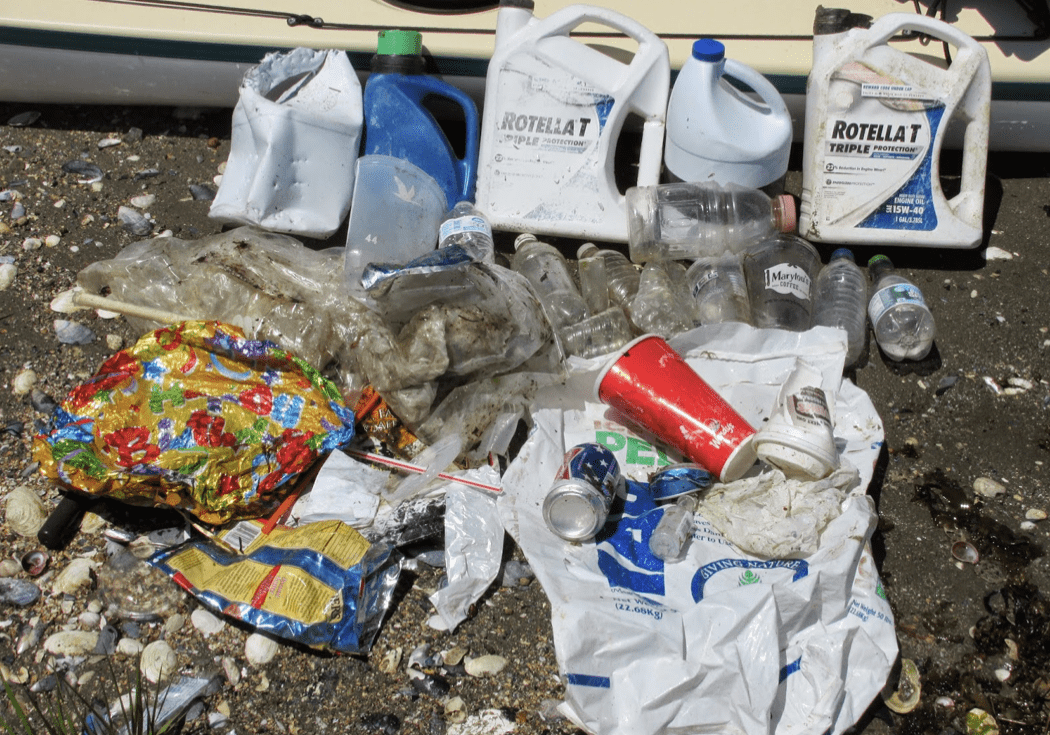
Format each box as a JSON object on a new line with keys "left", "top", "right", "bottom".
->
{"left": 594, "top": 335, "right": 757, "bottom": 482}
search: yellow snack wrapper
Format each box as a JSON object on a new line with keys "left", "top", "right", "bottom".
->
{"left": 32, "top": 321, "right": 356, "bottom": 524}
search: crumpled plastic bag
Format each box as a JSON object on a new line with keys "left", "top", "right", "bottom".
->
{"left": 209, "top": 48, "right": 363, "bottom": 238}
{"left": 32, "top": 321, "right": 356, "bottom": 525}
{"left": 499, "top": 323, "right": 896, "bottom": 735}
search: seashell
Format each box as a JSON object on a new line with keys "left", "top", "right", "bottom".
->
{"left": 140, "top": 640, "right": 177, "bottom": 683}
{"left": 51, "top": 557, "right": 98, "bottom": 595}
{"left": 966, "top": 708, "right": 999, "bottom": 735}
{"left": 49, "top": 287, "right": 84, "bottom": 314}
{"left": 884, "top": 658, "right": 921, "bottom": 714}
{"left": 191, "top": 608, "right": 226, "bottom": 637}
{"left": 972, "top": 477, "right": 1006, "bottom": 498}
{"left": 378, "top": 647, "right": 402, "bottom": 675}
{"left": 5, "top": 486, "right": 48, "bottom": 537}
{"left": 78, "top": 611, "right": 100, "bottom": 629}
{"left": 442, "top": 646, "right": 467, "bottom": 667}
{"left": 80, "top": 511, "right": 107, "bottom": 534}
{"left": 20, "top": 549, "right": 49, "bottom": 576}
{"left": 464, "top": 654, "right": 508, "bottom": 677}
{"left": 444, "top": 696, "right": 467, "bottom": 724}
{"left": 129, "top": 194, "right": 155, "bottom": 209}
{"left": 0, "top": 663, "right": 29, "bottom": 684}
{"left": 1025, "top": 508, "right": 1047, "bottom": 521}
{"left": 8, "top": 111, "right": 41, "bottom": 127}
{"left": 222, "top": 656, "right": 241, "bottom": 686}
{"left": 62, "top": 160, "right": 103, "bottom": 184}
{"left": 106, "top": 334, "right": 124, "bottom": 351}
{"left": 21, "top": 236, "right": 39, "bottom": 250}
{"left": 0, "top": 559, "right": 22, "bottom": 577}
{"left": 408, "top": 643, "right": 439, "bottom": 670}
{"left": 245, "top": 632, "right": 279, "bottom": 666}
{"left": 98, "top": 137, "right": 121, "bottom": 149}
{"left": 54, "top": 319, "right": 95, "bottom": 345}
{"left": 934, "top": 696, "right": 955, "bottom": 709}
{"left": 16, "top": 618, "right": 45, "bottom": 655}
{"left": 11, "top": 368, "right": 36, "bottom": 396}
{"left": 117, "top": 638, "right": 144, "bottom": 657}
{"left": 189, "top": 184, "right": 216, "bottom": 201}
{"left": 0, "top": 262, "right": 15, "bottom": 291}
{"left": 44, "top": 630, "right": 99, "bottom": 656}
{"left": 29, "top": 389, "right": 58, "bottom": 414}
{"left": 951, "top": 541, "right": 979, "bottom": 565}
{"left": 117, "top": 205, "right": 152, "bottom": 235}
{"left": 0, "top": 579, "right": 41, "bottom": 609}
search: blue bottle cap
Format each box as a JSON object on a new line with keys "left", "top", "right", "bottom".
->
{"left": 691, "top": 39, "right": 726, "bottom": 62}
{"left": 831, "top": 248, "right": 855, "bottom": 262}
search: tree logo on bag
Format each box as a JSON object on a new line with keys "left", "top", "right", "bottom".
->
{"left": 739, "top": 570, "right": 761, "bottom": 586}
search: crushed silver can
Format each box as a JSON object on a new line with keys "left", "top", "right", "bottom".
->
{"left": 543, "top": 443, "right": 623, "bottom": 542}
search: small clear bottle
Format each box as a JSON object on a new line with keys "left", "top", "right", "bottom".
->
{"left": 813, "top": 248, "right": 868, "bottom": 368}
{"left": 649, "top": 495, "right": 697, "bottom": 562}
{"left": 577, "top": 243, "right": 641, "bottom": 307}
{"left": 577, "top": 251, "right": 610, "bottom": 315}
{"left": 626, "top": 181, "right": 796, "bottom": 262}
{"left": 559, "top": 306, "right": 634, "bottom": 359}
{"left": 511, "top": 233, "right": 589, "bottom": 330}
{"left": 628, "top": 262, "right": 696, "bottom": 338}
{"left": 438, "top": 201, "right": 495, "bottom": 263}
{"left": 685, "top": 253, "right": 752, "bottom": 325}
{"left": 742, "top": 233, "right": 821, "bottom": 331}
{"left": 867, "top": 254, "right": 936, "bottom": 361}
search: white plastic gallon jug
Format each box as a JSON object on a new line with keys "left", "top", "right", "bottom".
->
{"left": 799, "top": 9, "right": 990, "bottom": 249}
{"left": 664, "top": 39, "right": 792, "bottom": 189}
{"left": 475, "top": 0, "right": 669, "bottom": 243}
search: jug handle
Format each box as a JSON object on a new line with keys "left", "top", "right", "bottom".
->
{"left": 392, "top": 74, "right": 480, "bottom": 203}
{"left": 721, "top": 60, "right": 790, "bottom": 121}
{"left": 863, "top": 14, "right": 985, "bottom": 60}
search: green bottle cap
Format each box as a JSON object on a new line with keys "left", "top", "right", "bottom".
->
{"left": 376, "top": 30, "right": 422, "bottom": 56}
{"left": 867, "top": 254, "right": 892, "bottom": 268}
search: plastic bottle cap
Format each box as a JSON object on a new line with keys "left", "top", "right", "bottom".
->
{"left": 868, "top": 254, "right": 891, "bottom": 268}
{"left": 774, "top": 194, "right": 797, "bottom": 233}
{"left": 514, "top": 233, "right": 537, "bottom": 251}
{"left": 691, "top": 38, "right": 726, "bottom": 62}
{"left": 831, "top": 248, "right": 855, "bottom": 262}
{"left": 377, "top": 30, "right": 422, "bottom": 56}
{"left": 577, "top": 243, "right": 600, "bottom": 259}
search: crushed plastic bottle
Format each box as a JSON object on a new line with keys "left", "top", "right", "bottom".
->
{"left": 627, "top": 263, "right": 697, "bottom": 338}
{"left": 577, "top": 243, "right": 641, "bottom": 307}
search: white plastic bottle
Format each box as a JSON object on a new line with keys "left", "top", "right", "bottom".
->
{"left": 741, "top": 233, "right": 821, "bottom": 332}
{"left": 438, "top": 201, "right": 495, "bottom": 263}
{"left": 511, "top": 233, "right": 589, "bottom": 330}
{"left": 664, "top": 38, "right": 792, "bottom": 189}
{"left": 813, "top": 248, "right": 868, "bottom": 368}
{"left": 867, "top": 254, "right": 936, "bottom": 361}
{"left": 577, "top": 243, "right": 641, "bottom": 307}
{"left": 649, "top": 495, "right": 697, "bottom": 562}
{"left": 626, "top": 181, "right": 796, "bottom": 262}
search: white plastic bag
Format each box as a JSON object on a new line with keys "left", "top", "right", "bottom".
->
{"left": 210, "top": 48, "right": 362, "bottom": 238}
{"left": 499, "top": 324, "right": 897, "bottom": 735}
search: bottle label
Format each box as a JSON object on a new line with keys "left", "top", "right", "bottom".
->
{"left": 867, "top": 283, "right": 926, "bottom": 323}
{"left": 788, "top": 386, "right": 832, "bottom": 430}
{"left": 811, "top": 63, "right": 944, "bottom": 232}
{"left": 763, "top": 264, "right": 811, "bottom": 299}
{"left": 690, "top": 268, "right": 721, "bottom": 298}
{"left": 439, "top": 215, "right": 490, "bottom": 242}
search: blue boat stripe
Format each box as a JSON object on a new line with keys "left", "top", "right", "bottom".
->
{"left": 567, "top": 674, "right": 612, "bottom": 688}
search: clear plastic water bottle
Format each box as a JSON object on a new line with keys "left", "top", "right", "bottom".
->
{"left": 559, "top": 307, "right": 634, "bottom": 359}
{"left": 627, "top": 263, "right": 696, "bottom": 338}
{"left": 511, "top": 233, "right": 589, "bottom": 330}
{"left": 649, "top": 495, "right": 697, "bottom": 562}
{"left": 685, "top": 253, "right": 752, "bottom": 325}
{"left": 813, "top": 248, "right": 868, "bottom": 368}
{"left": 438, "top": 201, "right": 495, "bottom": 263}
{"left": 577, "top": 243, "right": 641, "bottom": 307}
{"left": 626, "top": 181, "right": 796, "bottom": 262}
{"left": 576, "top": 250, "right": 610, "bottom": 316}
{"left": 867, "top": 254, "right": 936, "bottom": 361}
{"left": 742, "top": 233, "right": 821, "bottom": 331}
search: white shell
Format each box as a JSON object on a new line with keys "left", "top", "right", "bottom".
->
{"left": 972, "top": 477, "right": 1006, "bottom": 498}
{"left": 4, "top": 486, "right": 48, "bottom": 537}
{"left": 0, "top": 559, "right": 21, "bottom": 577}
{"left": 52, "top": 558, "right": 97, "bottom": 595}
{"left": 464, "top": 654, "right": 508, "bottom": 677}
{"left": 1025, "top": 508, "right": 1047, "bottom": 521}
{"left": 444, "top": 696, "right": 467, "bottom": 724}
{"left": 140, "top": 640, "right": 177, "bottom": 683}
{"left": 129, "top": 194, "right": 155, "bottom": 209}
{"left": 378, "top": 647, "right": 402, "bottom": 675}
{"left": 191, "top": 608, "right": 226, "bottom": 637}
{"left": 11, "top": 368, "right": 36, "bottom": 396}
{"left": 117, "top": 638, "right": 144, "bottom": 657}
{"left": 222, "top": 656, "right": 241, "bottom": 686}
{"left": 245, "top": 632, "right": 279, "bottom": 666}
{"left": 44, "top": 630, "right": 100, "bottom": 656}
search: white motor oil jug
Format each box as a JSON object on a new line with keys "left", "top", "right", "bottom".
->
{"left": 799, "top": 8, "right": 990, "bottom": 249}
{"left": 475, "top": 0, "right": 669, "bottom": 243}
{"left": 664, "top": 38, "right": 793, "bottom": 189}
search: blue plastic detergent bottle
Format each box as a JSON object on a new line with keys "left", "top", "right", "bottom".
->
{"left": 362, "top": 29, "right": 480, "bottom": 205}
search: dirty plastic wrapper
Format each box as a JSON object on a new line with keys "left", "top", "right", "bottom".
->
{"left": 148, "top": 519, "right": 399, "bottom": 654}
{"left": 500, "top": 323, "right": 897, "bottom": 735}
{"left": 209, "top": 48, "right": 363, "bottom": 238}
{"left": 32, "top": 321, "right": 356, "bottom": 525}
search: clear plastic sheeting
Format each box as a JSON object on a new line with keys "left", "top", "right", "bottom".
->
{"left": 500, "top": 324, "right": 896, "bottom": 735}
